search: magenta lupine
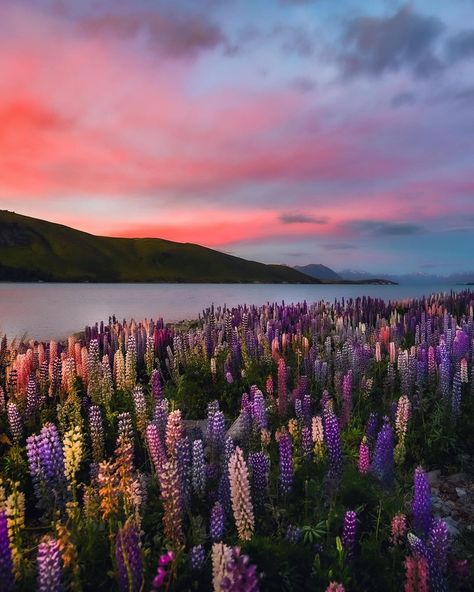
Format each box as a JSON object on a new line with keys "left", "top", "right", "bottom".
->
{"left": 408, "top": 532, "right": 446, "bottom": 592}
{"left": 0, "top": 511, "right": 14, "bottom": 592}
{"left": 7, "top": 402, "right": 22, "bottom": 443}
{"left": 412, "top": 466, "right": 433, "bottom": 537}
{"left": 220, "top": 546, "right": 260, "bottom": 592}
{"left": 192, "top": 439, "right": 206, "bottom": 498}
{"left": 37, "top": 536, "right": 63, "bottom": 592}
{"left": 278, "top": 432, "right": 294, "bottom": 495}
{"left": 115, "top": 521, "right": 143, "bottom": 592}
{"left": 210, "top": 501, "right": 225, "bottom": 542}
{"left": 404, "top": 554, "right": 429, "bottom": 592}
{"left": 390, "top": 513, "right": 407, "bottom": 545}
{"left": 342, "top": 510, "right": 357, "bottom": 558}
{"left": 371, "top": 418, "right": 395, "bottom": 488}
{"left": 358, "top": 437, "right": 370, "bottom": 474}
{"left": 151, "top": 550, "right": 175, "bottom": 589}
{"left": 323, "top": 406, "right": 343, "bottom": 481}
{"left": 326, "top": 583, "right": 345, "bottom": 592}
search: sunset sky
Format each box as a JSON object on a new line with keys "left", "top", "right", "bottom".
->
{"left": 1, "top": 0, "right": 474, "bottom": 273}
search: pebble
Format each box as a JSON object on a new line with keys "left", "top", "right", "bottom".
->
{"left": 455, "top": 487, "right": 467, "bottom": 499}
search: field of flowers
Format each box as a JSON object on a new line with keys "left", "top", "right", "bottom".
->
{"left": 1, "top": 291, "right": 474, "bottom": 591}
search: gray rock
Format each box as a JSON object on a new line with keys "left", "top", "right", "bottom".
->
{"left": 427, "top": 470, "right": 441, "bottom": 485}
{"left": 444, "top": 516, "right": 460, "bottom": 537}
{"left": 447, "top": 473, "right": 467, "bottom": 484}
{"left": 455, "top": 487, "right": 467, "bottom": 498}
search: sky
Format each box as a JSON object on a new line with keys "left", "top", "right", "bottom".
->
{"left": 1, "top": 0, "right": 474, "bottom": 274}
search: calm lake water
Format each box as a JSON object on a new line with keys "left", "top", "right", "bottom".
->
{"left": 0, "top": 282, "right": 468, "bottom": 341}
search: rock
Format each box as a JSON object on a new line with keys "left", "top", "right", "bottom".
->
{"left": 455, "top": 487, "right": 467, "bottom": 499}
{"left": 427, "top": 470, "right": 441, "bottom": 486}
{"left": 444, "top": 516, "right": 460, "bottom": 538}
{"left": 226, "top": 413, "right": 249, "bottom": 443}
{"left": 447, "top": 473, "right": 467, "bottom": 484}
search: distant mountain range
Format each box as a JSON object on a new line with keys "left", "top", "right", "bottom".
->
{"left": 296, "top": 264, "right": 396, "bottom": 285}
{"left": 0, "top": 211, "right": 319, "bottom": 284}
{"left": 339, "top": 269, "right": 474, "bottom": 285}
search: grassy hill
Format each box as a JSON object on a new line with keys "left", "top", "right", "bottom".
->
{"left": 0, "top": 211, "right": 319, "bottom": 283}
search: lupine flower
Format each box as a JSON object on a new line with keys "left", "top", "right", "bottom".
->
{"left": 208, "top": 410, "right": 226, "bottom": 459}
{"left": 371, "top": 418, "right": 395, "bottom": 488}
{"left": 412, "top": 467, "right": 432, "bottom": 537}
{"left": 341, "top": 371, "right": 352, "bottom": 427}
{"left": 358, "top": 437, "right": 370, "bottom": 474}
{"left": 395, "top": 395, "right": 411, "bottom": 464}
{"left": 192, "top": 439, "right": 206, "bottom": 498}
{"left": 117, "top": 412, "right": 134, "bottom": 445}
{"left": 189, "top": 545, "right": 205, "bottom": 570}
{"left": 159, "top": 458, "right": 184, "bottom": 547}
{"left": 325, "top": 583, "right": 345, "bottom": 592}
{"left": 408, "top": 533, "right": 446, "bottom": 592}
{"left": 285, "top": 524, "right": 302, "bottom": 543}
{"left": 37, "top": 536, "right": 63, "bottom": 592}
{"left": 7, "top": 402, "right": 22, "bottom": 443}
{"left": 278, "top": 432, "right": 294, "bottom": 495}
{"left": 312, "top": 415, "right": 325, "bottom": 460}
{"left": 212, "top": 542, "right": 232, "bottom": 592}
{"left": 404, "top": 555, "right": 429, "bottom": 592}
{"left": 228, "top": 447, "right": 255, "bottom": 541}
{"left": 146, "top": 423, "right": 167, "bottom": 475}
{"left": 132, "top": 386, "right": 148, "bottom": 433}
{"left": 390, "top": 513, "right": 407, "bottom": 545}
{"left": 248, "top": 452, "right": 270, "bottom": 507}
{"left": 115, "top": 521, "right": 143, "bottom": 592}
{"left": 151, "top": 369, "right": 163, "bottom": 402}
{"left": 210, "top": 501, "right": 225, "bottom": 542}
{"left": 277, "top": 357, "right": 287, "bottom": 418}
{"left": 63, "top": 425, "right": 83, "bottom": 488}
{"left": 0, "top": 511, "right": 14, "bottom": 592}
{"left": 428, "top": 519, "right": 449, "bottom": 578}
{"left": 342, "top": 510, "right": 357, "bottom": 558}
{"left": 301, "top": 426, "right": 313, "bottom": 458}
{"left": 220, "top": 546, "right": 259, "bottom": 592}
{"left": 251, "top": 390, "right": 267, "bottom": 430}
{"left": 323, "top": 407, "right": 343, "bottom": 481}
{"left": 165, "top": 410, "right": 184, "bottom": 458}
{"left": 151, "top": 550, "right": 175, "bottom": 589}
{"left": 88, "top": 405, "right": 104, "bottom": 463}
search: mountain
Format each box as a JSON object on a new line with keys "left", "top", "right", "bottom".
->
{"left": 0, "top": 211, "right": 320, "bottom": 284}
{"left": 339, "top": 269, "right": 474, "bottom": 284}
{"left": 294, "top": 264, "right": 342, "bottom": 281}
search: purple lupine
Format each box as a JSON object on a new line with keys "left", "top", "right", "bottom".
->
{"left": 341, "top": 371, "right": 352, "bottom": 427}
{"left": 429, "top": 518, "right": 449, "bottom": 578}
{"left": 192, "top": 439, "right": 206, "bottom": 498}
{"left": 323, "top": 406, "right": 343, "bottom": 481}
{"left": 117, "top": 412, "right": 134, "bottom": 444}
{"left": 0, "top": 511, "right": 14, "bottom": 592}
{"left": 342, "top": 510, "right": 357, "bottom": 558}
{"left": 151, "top": 369, "right": 163, "bottom": 402}
{"left": 277, "top": 357, "right": 288, "bottom": 418}
{"left": 146, "top": 423, "right": 167, "bottom": 474}
{"left": 365, "top": 412, "right": 379, "bottom": 446}
{"left": 115, "top": 521, "right": 143, "bottom": 592}
{"left": 176, "top": 435, "right": 191, "bottom": 505}
{"left": 301, "top": 426, "right": 312, "bottom": 459}
{"left": 285, "top": 524, "right": 302, "bottom": 544}
{"left": 451, "top": 371, "right": 462, "bottom": 419}
{"left": 221, "top": 547, "right": 259, "bottom": 592}
{"left": 371, "top": 418, "right": 394, "bottom": 488}
{"left": 153, "top": 399, "right": 169, "bottom": 441}
{"left": 88, "top": 405, "right": 104, "bottom": 463}
{"left": 28, "top": 423, "right": 67, "bottom": 512}
{"left": 37, "top": 536, "right": 63, "bottom": 592}
{"left": 132, "top": 385, "right": 148, "bottom": 431}
{"left": 278, "top": 432, "right": 294, "bottom": 495}
{"left": 26, "top": 374, "right": 39, "bottom": 419}
{"left": 210, "top": 501, "right": 225, "bottom": 541}
{"left": 189, "top": 545, "right": 205, "bottom": 570}
{"left": 7, "top": 402, "right": 22, "bottom": 443}
{"left": 208, "top": 410, "right": 226, "bottom": 458}
{"left": 251, "top": 390, "right": 267, "bottom": 430}
{"left": 248, "top": 452, "right": 270, "bottom": 507}
{"left": 412, "top": 466, "right": 433, "bottom": 537}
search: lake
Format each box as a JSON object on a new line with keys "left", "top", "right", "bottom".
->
{"left": 0, "top": 282, "right": 468, "bottom": 341}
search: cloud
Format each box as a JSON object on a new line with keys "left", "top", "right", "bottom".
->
{"left": 81, "top": 11, "right": 226, "bottom": 57}
{"left": 446, "top": 29, "right": 474, "bottom": 62}
{"left": 279, "top": 213, "right": 328, "bottom": 224}
{"left": 348, "top": 220, "right": 424, "bottom": 236}
{"left": 391, "top": 91, "right": 416, "bottom": 108}
{"left": 339, "top": 5, "right": 444, "bottom": 78}
{"left": 273, "top": 25, "right": 315, "bottom": 56}
{"left": 323, "top": 242, "right": 355, "bottom": 250}
{"left": 291, "top": 76, "right": 316, "bottom": 93}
